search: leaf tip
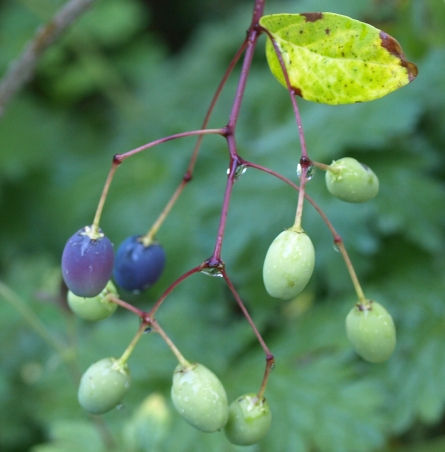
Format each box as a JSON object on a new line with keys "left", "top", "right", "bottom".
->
{"left": 379, "top": 31, "right": 418, "bottom": 82}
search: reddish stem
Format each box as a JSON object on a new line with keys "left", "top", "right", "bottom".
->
{"left": 209, "top": 4, "right": 266, "bottom": 261}
{"left": 222, "top": 270, "right": 273, "bottom": 358}
{"left": 147, "top": 265, "right": 203, "bottom": 318}
{"left": 114, "top": 128, "right": 226, "bottom": 162}
{"left": 187, "top": 39, "right": 249, "bottom": 174}
{"left": 262, "top": 31, "right": 310, "bottom": 160}
{"left": 222, "top": 269, "right": 274, "bottom": 398}
{"left": 108, "top": 296, "right": 145, "bottom": 318}
{"left": 244, "top": 159, "right": 365, "bottom": 299}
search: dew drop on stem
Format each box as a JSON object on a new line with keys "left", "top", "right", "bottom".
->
{"left": 227, "top": 164, "right": 247, "bottom": 181}
{"left": 297, "top": 163, "right": 315, "bottom": 180}
{"left": 201, "top": 267, "right": 223, "bottom": 277}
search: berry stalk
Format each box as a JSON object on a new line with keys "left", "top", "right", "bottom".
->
{"left": 150, "top": 319, "right": 190, "bottom": 369}
{"left": 117, "top": 321, "right": 146, "bottom": 365}
{"left": 244, "top": 160, "right": 366, "bottom": 301}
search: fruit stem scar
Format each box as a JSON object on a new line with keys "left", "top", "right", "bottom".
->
{"left": 257, "top": 355, "right": 275, "bottom": 400}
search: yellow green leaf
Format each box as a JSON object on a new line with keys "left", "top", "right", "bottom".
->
{"left": 259, "top": 12, "right": 418, "bottom": 105}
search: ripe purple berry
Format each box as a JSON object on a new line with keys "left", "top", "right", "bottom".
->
{"left": 62, "top": 226, "right": 114, "bottom": 298}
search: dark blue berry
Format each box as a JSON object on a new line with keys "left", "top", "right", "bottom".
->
{"left": 113, "top": 235, "right": 165, "bottom": 292}
{"left": 62, "top": 226, "right": 114, "bottom": 297}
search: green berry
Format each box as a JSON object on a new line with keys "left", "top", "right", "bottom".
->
{"left": 346, "top": 300, "right": 396, "bottom": 363}
{"left": 67, "top": 280, "right": 118, "bottom": 321}
{"left": 225, "top": 394, "right": 272, "bottom": 446}
{"left": 171, "top": 362, "right": 228, "bottom": 432}
{"left": 78, "top": 357, "right": 131, "bottom": 414}
{"left": 263, "top": 228, "right": 315, "bottom": 300}
{"left": 325, "top": 157, "right": 379, "bottom": 203}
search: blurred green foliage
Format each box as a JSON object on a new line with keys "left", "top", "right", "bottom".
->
{"left": 1, "top": 0, "right": 445, "bottom": 451}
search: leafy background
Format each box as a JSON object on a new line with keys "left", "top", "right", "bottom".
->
{"left": 1, "top": 0, "right": 445, "bottom": 451}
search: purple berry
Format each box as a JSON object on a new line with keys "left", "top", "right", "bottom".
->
{"left": 62, "top": 226, "right": 114, "bottom": 297}
{"left": 113, "top": 235, "right": 165, "bottom": 292}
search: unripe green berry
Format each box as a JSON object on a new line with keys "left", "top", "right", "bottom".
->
{"left": 263, "top": 228, "right": 315, "bottom": 300}
{"left": 67, "top": 280, "right": 118, "bottom": 321}
{"left": 325, "top": 157, "right": 379, "bottom": 203}
{"left": 78, "top": 357, "right": 131, "bottom": 414}
{"left": 346, "top": 300, "right": 396, "bottom": 363}
{"left": 171, "top": 362, "right": 228, "bottom": 432}
{"left": 225, "top": 394, "right": 272, "bottom": 446}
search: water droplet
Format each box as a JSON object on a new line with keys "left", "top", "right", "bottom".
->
{"left": 201, "top": 267, "right": 223, "bottom": 278}
{"left": 333, "top": 242, "right": 340, "bottom": 252}
{"left": 227, "top": 164, "right": 247, "bottom": 180}
{"left": 234, "top": 164, "right": 247, "bottom": 180}
{"left": 144, "top": 326, "right": 153, "bottom": 334}
{"left": 116, "top": 403, "right": 125, "bottom": 410}
{"left": 296, "top": 164, "right": 316, "bottom": 180}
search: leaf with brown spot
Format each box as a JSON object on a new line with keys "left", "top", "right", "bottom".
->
{"left": 259, "top": 13, "right": 418, "bottom": 105}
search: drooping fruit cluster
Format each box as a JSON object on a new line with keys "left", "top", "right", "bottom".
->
{"left": 263, "top": 227, "right": 315, "bottom": 300}
{"left": 78, "top": 357, "right": 131, "bottom": 414}
{"left": 113, "top": 235, "right": 165, "bottom": 292}
{"left": 62, "top": 226, "right": 114, "bottom": 298}
{"left": 58, "top": 9, "right": 413, "bottom": 444}
{"left": 325, "top": 157, "right": 379, "bottom": 203}
{"left": 346, "top": 300, "right": 396, "bottom": 363}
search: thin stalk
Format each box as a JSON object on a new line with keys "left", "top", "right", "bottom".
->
{"left": 0, "top": 282, "right": 69, "bottom": 361}
{"left": 0, "top": 281, "right": 78, "bottom": 378}
{"left": 257, "top": 356, "right": 275, "bottom": 400}
{"left": 264, "top": 32, "right": 309, "bottom": 159}
{"left": 222, "top": 271, "right": 272, "bottom": 358}
{"left": 91, "top": 159, "right": 120, "bottom": 236}
{"left": 210, "top": 152, "right": 237, "bottom": 261}
{"left": 142, "top": 178, "right": 188, "bottom": 245}
{"left": 118, "top": 321, "right": 146, "bottom": 365}
{"left": 108, "top": 296, "right": 145, "bottom": 317}
{"left": 335, "top": 240, "right": 366, "bottom": 301}
{"left": 210, "top": 9, "right": 265, "bottom": 259}
{"left": 313, "top": 161, "right": 333, "bottom": 172}
{"left": 114, "top": 128, "right": 226, "bottom": 162}
{"left": 227, "top": 33, "right": 260, "bottom": 131}
{"left": 222, "top": 270, "right": 274, "bottom": 398}
{"left": 293, "top": 165, "right": 307, "bottom": 231}
{"left": 141, "top": 40, "right": 249, "bottom": 244}
{"left": 148, "top": 265, "right": 203, "bottom": 317}
{"left": 150, "top": 319, "right": 190, "bottom": 368}
{"left": 187, "top": 39, "right": 249, "bottom": 174}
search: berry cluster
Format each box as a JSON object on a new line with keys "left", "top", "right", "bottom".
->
{"left": 59, "top": 3, "right": 414, "bottom": 446}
